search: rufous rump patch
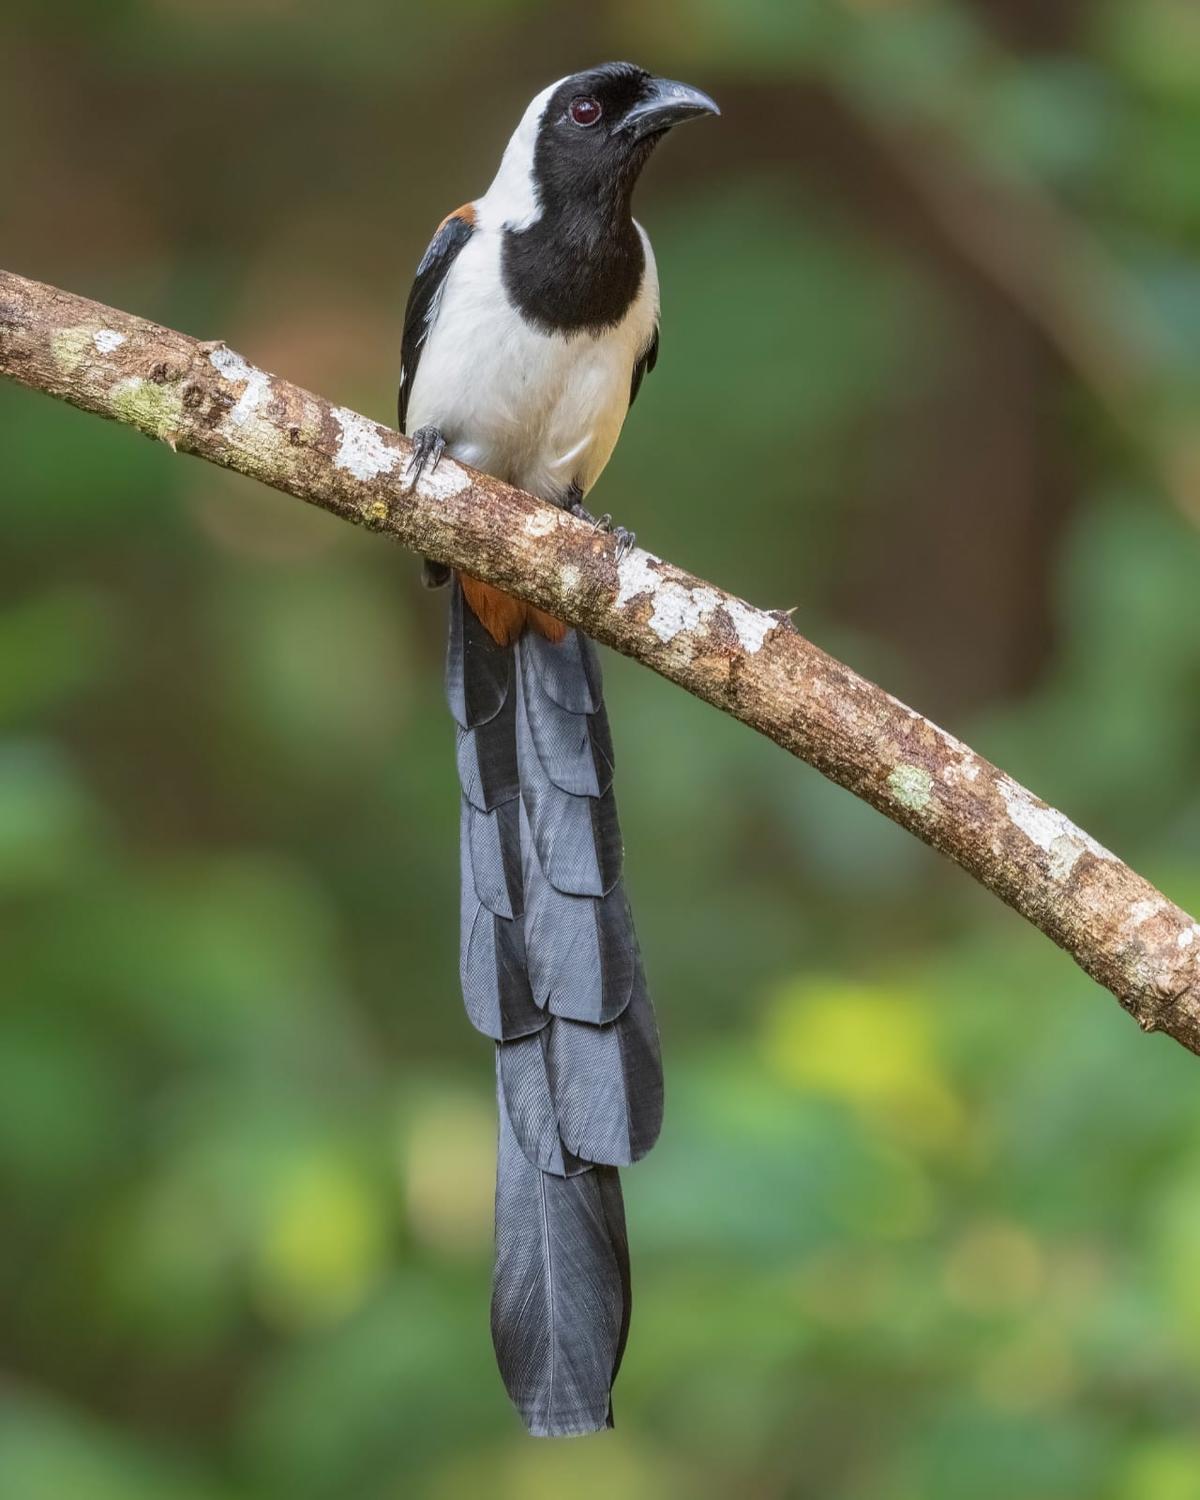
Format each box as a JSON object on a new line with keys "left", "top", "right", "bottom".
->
{"left": 458, "top": 574, "right": 567, "bottom": 646}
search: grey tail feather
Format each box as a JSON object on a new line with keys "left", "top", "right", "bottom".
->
{"left": 446, "top": 580, "right": 661, "bottom": 1437}
{"left": 491, "top": 1061, "right": 631, "bottom": 1438}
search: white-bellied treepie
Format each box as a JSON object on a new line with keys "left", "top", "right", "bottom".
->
{"left": 397, "top": 62, "right": 718, "bottom": 1438}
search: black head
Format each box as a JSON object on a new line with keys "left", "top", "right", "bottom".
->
{"left": 531, "top": 62, "right": 719, "bottom": 225}
{"left": 499, "top": 64, "right": 717, "bottom": 335}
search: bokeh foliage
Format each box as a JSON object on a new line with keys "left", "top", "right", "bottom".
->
{"left": 3, "top": 2, "right": 1200, "bottom": 1496}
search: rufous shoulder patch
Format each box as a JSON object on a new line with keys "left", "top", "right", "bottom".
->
{"left": 438, "top": 203, "right": 477, "bottom": 232}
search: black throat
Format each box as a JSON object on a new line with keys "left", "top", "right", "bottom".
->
{"left": 501, "top": 200, "right": 645, "bottom": 338}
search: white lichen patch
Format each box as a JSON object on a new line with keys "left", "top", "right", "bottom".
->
{"left": 721, "top": 598, "right": 775, "bottom": 654}
{"left": 998, "top": 777, "right": 1113, "bottom": 882}
{"left": 330, "top": 411, "right": 470, "bottom": 498}
{"left": 411, "top": 456, "right": 470, "bottom": 502}
{"left": 889, "top": 764, "right": 934, "bottom": 813}
{"left": 559, "top": 563, "right": 581, "bottom": 592}
{"left": 209, "top": 346, "right": 271, "bottom": 426}
{"left": 93, "top": 329, "right": 126, "bottom": 354}
{"left": 615, "top": 549, "right": 663, "bottom": 610}
{"left": 1178, "top": 926, "right": 1199, "bottom": 950}
{"left": 332, "top": 408, "right": 399, "bottom": 483}
{"left": 615, "top": 550, "right": 774, "bottom": 653}
{"left": 653, "top": 582, "right": 722, "bottom": 642}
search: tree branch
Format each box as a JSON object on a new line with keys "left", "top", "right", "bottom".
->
{"left": 3, "top": 266, "right": 1199, "bottom": 1054}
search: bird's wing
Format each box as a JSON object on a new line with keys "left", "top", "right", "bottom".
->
{"left": 397, "top": 204, "right": 477, "bottom": 432}
{"left": 629, "top": 324, "right": 659, "bottom": 409}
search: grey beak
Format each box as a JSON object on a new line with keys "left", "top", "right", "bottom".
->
{"left": 617, "top": 78, "right": 720, "bottom": 142}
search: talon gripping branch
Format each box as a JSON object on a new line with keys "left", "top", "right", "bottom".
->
{"left": 397, "top": 63, "right": 718, "bottom": 1436}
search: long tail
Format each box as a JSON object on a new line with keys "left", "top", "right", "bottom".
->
{"left": 447, "top": 580, "right": 663, "bottom": 1437}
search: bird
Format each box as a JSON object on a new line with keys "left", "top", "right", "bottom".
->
{"left": 397, "top": 62, "right": 719, "bottom": 1438}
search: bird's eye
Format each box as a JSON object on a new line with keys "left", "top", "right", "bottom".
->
{"left": 569, "top": 96, "right": 603, "bottom": 128}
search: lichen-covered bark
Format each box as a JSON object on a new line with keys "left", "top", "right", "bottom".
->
{"left": 3, "top": 266, "right": 1199, "bottom": 1054}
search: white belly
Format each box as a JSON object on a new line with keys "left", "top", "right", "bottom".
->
{"left": 404, "top": 227, "right": 659, "bottom": 502}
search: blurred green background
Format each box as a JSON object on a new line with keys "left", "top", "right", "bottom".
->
{"left": 3, "top": 2, "right": 1200, "bottom": 1497}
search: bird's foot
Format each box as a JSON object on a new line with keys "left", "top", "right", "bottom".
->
{"left": 568, "top": 497, "right": 602, "bottom": 527}
{"left": 569, "top": 500, "right": 637, "bottom": 561}
{"left": 404, "top": 426, "right": 446, "bottom": 490}
{"left": 610, "top": 525, "right": 637, "bottom": 561}
{"left": 421, "top": 559, "right": 451, "bottom": 589}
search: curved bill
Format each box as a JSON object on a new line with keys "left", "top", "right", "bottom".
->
{"left": 617, "top": 78, "right": 721, "bottom": 142}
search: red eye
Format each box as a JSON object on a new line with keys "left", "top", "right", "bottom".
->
{"left": 569, "top": 96, "right": 603, "bottom": 127}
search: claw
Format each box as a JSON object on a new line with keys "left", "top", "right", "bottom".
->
{"left": 567, "top": 494, "right": 635, "bottom": 558}
{"left": 568, "top": 499, "right": 635, "bottom": 558}
{"left": 613, "top": 527, "right": 636, "bottom": 562}
{"left": 568, "top": 498, "right": 612, "bottom": 533}
{"left": 405, "top": 426, "right": 446, "bottom": 490}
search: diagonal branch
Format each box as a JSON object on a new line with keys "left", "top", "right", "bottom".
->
{"left": 3, "top": 266, "right": 1199, "bottom": 1054}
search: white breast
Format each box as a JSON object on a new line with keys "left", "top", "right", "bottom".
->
{"left": 404, "top": 222, "right": 659, "bottom": 504}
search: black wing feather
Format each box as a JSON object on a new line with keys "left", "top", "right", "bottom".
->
{"left": 398, "top": 209, "right": 475, "bottom": 432}
{"left": 629, "top": 325, "right": 659, "bottom": 409}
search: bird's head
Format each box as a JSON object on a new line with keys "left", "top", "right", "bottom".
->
{"left": 491, "top": 63, "right": 719, "bottom": 230}
{"left": 536, "top": 62, "right": 719, "bottom": 210}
